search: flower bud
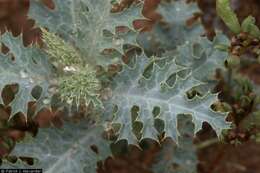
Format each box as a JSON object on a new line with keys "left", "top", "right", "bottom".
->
{"left": 41, "top": 28, "right": 81, "bottom": 66}
{"left": 58, "top": 65, "right": 102, "bottom": 108}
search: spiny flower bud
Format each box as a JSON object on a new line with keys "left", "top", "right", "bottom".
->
{"left": 58, "top": 65, "right": 102, "bottom": 108}
{"left": 41, "top": 28, "right": 81, "bottom": 66}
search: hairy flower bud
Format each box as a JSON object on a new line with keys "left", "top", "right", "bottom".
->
{"left": 41, "top": 28, "right": 103, "bottom": 109}
{"left": 41, "top": 28, "right": 81, "bottom": 66}
{"left": 58, "top": 65, "right": 102, "bottom": 108}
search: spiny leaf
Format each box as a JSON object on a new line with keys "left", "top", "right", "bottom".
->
{"left": 0, "top": 32, "right": 53, "bottom": 119}
{"left": 152, "top": 114, "right": 197, "bottom": 173}
{"left": 2, "top": 122, "right": 111, "bottom": 173}
{"left": 9, "top": 87, "right": 35, "bottom": 119}
{"left": 29, "top": 0, "right": 144, "bottom": 66}
{"left": 158, "top": 0, "right": 198, "bottom": 24}
{"left": 105, "top": 35, "right": 230, "bottom": 144}
{"left": 138, "top": 0, "right": 203, "bottom": 54}
{"left": 175, "top": 34, "right": 230, "bottom": 90}
{"left": 216, "top": 0, "right": 241, "bottom": 34}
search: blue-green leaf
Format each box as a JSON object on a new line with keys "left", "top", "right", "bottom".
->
{"left": 2, "top": 122, "right": 111, "bottom": 173}
{"left": 105, "top": 35, "right": 230, "bottom": 144}
{"left": 0, "top": 32, "right": 53, "bottom": 119}
{"left": 29, "top": 0, "right": 144, "bottom": 66}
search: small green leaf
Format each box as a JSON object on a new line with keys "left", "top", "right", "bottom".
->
{"left": 216, "top": 0, "right": 241, "bottom": 34}
{"left": 241, "top": 16, "right": 260, "bottom": 38}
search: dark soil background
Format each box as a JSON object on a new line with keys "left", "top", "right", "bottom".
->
{"left": 1, "top": 0, "right": 260, "bottom": 173}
